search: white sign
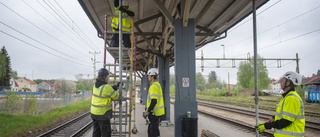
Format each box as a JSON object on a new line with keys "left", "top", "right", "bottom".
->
{"left": 182, "top": 78, "right": 189, "bottom": 87}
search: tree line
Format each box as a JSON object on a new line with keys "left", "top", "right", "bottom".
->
{"left": 0, "top": 46, "right": 12, "bottom": 90}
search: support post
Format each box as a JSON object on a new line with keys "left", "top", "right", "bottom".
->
{"left": 252, "top": 0, "right": 259, "bottom": 137}
{"left": 158, "top": 55, "right": 171, "bottom": 122}
{"left": 141, "top": 75, "right": 148, "bottom": 105}
{"left": 174, "top": 19, "right": 198, "bottom": 137}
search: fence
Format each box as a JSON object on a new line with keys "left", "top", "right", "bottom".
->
{"left": 0, "top": 91, "right": 92, "bottom": 115}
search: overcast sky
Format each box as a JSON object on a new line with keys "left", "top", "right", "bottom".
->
{"left": 1, "top": 0, "right": 320, "bottom": 84}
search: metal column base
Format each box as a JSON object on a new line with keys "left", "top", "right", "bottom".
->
{"left": 160, "top": 120, "right": 171, "bottom": 127}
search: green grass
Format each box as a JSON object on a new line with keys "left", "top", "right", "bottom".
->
{"left": 0, "top": 100, "right": 91, "bottom": 137}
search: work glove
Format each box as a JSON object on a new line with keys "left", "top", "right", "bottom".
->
{"left": 142, "top": 112, "right": 149, "bottom": 119}
{"left": 256, "top": 122, "right": 266, "bottom": 132}
{"left": 112, "top": 82, "right": 123, "bottom": 90}
{"left": 112, "top": 85, "right": 118, "bottom": 90}
{"left": 119, "top": 6, "right": 127, "bottom": 12}
{"left": 117, "top": 82, "right": 123, "bottom": 87}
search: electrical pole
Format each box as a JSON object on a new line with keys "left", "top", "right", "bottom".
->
{"left": 90, "top": 51, "right": 101, "bottom": 81}
{"left": 296, "top": 53, "right": 300, "bottom": 74}
{"left": 221, "top": 44, "right": 225, "bottom": 58}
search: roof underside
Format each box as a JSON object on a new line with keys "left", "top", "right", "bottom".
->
{"left": 78, "top": 0, "right": 269, "bottom": 73}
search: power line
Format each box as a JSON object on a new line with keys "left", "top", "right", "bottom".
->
{"left": 54, "top": 0, "right": 100, "bottom": 51}
{"left": 36, "top": 0, "right": 96, "bottom": 54}
{"left": 229, "top": 0, "right": 282, "bottom": 33}
{"left": 21, "top": 0, "right": 92, "bottom": 54}
{"left": 0, "top": 21, "right": 90, "bottom": 64}
{"left": 0, "top": 30, "right": 91, "bottom": 67}
{"left": 43, "top": 0, "right": 98, "bottom": 51}
{"left": 0, "top": 1, "right": 89, "bottom": 58}
{"left": 228, "top": 4, "right": 320, "bottom": 50}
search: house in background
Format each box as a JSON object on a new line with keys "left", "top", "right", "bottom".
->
{"left": 10, "top": 78, "right": 19, "bottom": 91}
{"left": 54, "top": 83, "right": 60, "bottom": 90}
{"left": 37, "top": 80, "right": 55, "bottom": 92}
{"left": 270, "top": 78, "right": 281, "bottom": 91}
{"left": 16, "top": 77, "right": 37, "bottom": 92}
{"left": 303, "top": 74, "right": 320, "bottom": 86}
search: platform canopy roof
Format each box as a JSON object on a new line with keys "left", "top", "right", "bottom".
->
{"left": 78, "top": 0, "right": 269, "bottom": 73}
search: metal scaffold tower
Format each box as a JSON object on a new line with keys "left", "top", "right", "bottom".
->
{"left": 103, "top": 11, "right": 137, "bottom": 137}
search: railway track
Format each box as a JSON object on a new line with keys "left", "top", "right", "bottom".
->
{"left": 169, "top": 101, "right": 273, "bottom": 136}
{"left": 37, "top": 111, "right": 92, "bottom": 137}
{"left": 41, "top": 98, "right": 318, "bottom": 137}
{"left": 197, "top": 100, "right": 320, "bottom": 131}
{"left": 197, "top": 98, "right": 320, "bottom": 118}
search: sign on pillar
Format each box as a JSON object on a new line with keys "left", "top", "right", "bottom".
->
{"left": 182, "top": 77, "right": 189, "bottom": 87}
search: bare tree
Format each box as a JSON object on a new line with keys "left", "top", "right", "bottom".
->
{"left": 55, "top": 79, "right": 76, "bottom": 92}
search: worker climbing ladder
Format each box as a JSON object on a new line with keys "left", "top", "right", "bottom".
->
{"left": 103, "top": 10, "right": 137, "bottom": 137}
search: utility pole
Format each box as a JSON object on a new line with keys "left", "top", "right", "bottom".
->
{"left": 90, "top": 51, "right": 101, "bottom": 81}
{"left": 296, "top": 53, "right": 300, "bottom": 74}
{"left": 228, "top": 72, "right": 230, "bottom": 93}
{"left": 221, "top": 44, "right": 225, "bottom": 58}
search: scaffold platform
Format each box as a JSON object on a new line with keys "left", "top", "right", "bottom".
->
{"left": 106, "top": 47, "right": 131, "bottom": 64}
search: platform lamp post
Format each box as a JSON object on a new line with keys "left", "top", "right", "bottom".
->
{"left": 221, "top": 44, "right": 225, "bottom": 58}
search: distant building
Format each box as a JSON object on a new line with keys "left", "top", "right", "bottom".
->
{"left": 16, "top": 77, "right": 37, "bottom": 92}
{"left": 37, "top": 80, "right": 55, "bottom": 92}
{"left": 54, "top": 84, "right": 61, "bottom": 90}
{"left": 303, "top": 74, "right": 320, "bottom": 86}
{"left": 226, "top": 84, "right": 235, "bottom": 90}
{"left": 270, "top": 78, "right": 281, "bottom": 91}
{"left": 9, "top": 78, "right": 19, "bottom": 91}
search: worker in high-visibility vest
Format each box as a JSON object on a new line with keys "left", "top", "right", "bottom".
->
{"left": 91, "top": 68, "right": 120, "bottom": 137}
{"left": 256, "top": 71, "right": 305, "bottom": 136}
{"left": 111, "top": 0, "right": 135, "bottom": 48}
{"left": 143, "top": 68, "right": 165, "bottom": 137}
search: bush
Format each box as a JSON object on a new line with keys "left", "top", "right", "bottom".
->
{"left": 4, "top": 91, "right": 22, "bottom": 114}
{"left": 24, "top": 94, "right": 37, "bottom": 115}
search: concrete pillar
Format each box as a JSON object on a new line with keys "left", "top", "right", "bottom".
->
{"left": 158, "top": 55, "right": 171, "bottom": 121}
{"left": 174, "top": 19, "right": 198, "bottom": 137}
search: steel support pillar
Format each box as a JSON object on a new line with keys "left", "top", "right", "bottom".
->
{"left": 174, "top": 19, "right": 198, "bottom": 137}
{"left": 141, "top": 75, "right": 148, "bottom": 105}
{"left": 158, "top": 55, "right": 171, "bottom": 122}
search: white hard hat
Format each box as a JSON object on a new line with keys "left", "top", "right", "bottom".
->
{"left": 147, "top": 68, "right": 158, "bottom": 76}
{"left": 122, "top": 0, "right": 129, "bottom": 6}
{"left": 282, "top": 71, "right": 303, "bottom": 86}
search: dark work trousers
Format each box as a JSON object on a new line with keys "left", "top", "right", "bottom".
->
{"left": 92, "top": 118, "right": 111, "bottom": 137}
{"left": 111, "top": 33, "right": 131, "bottom": 48}
{"left": 148, "top": 114, "right": 161, "bottom": 137}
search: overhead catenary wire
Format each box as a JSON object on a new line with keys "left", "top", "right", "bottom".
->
{"left": 0, "top": 21, "right": 91, "bottom": 64}
{"left": 21, "top": 0, "right": 93, "bottom": 54}
{"left": 200, "top": 2, "right": 320, "bottom": 59}
{"left": 229, "top": 0, "right": 282, "bottom": 33}
{"left": 0, "top": 1, "right": 90, "bottom": 58}
{"left": 42, "top": 0, "right": 98, "bottom": 52}
{"left": 53, "top": 0, "right": 100, "bottom": 51}
{"left": 0, "top": 30, "right": 91, "bottom": 67}
{"left": 211, "top": 4, "right": 320, "bottom": 67}
{"left": 228, "top": 4, "right": 320, "bottom": 50}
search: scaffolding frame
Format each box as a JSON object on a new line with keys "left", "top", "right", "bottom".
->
{"left": 103, "top": 11, "right": 137, "bottom": 137}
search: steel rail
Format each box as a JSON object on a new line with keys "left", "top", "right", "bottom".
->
{"left": 37, "top": 111, "right": 90, "bottom": 137}
{"left": 198, "top": 100, "right": 320, "bottom": 131}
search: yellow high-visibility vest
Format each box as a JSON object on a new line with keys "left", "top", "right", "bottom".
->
{"left": 274, "top": 91, "right": 305, "bottom": 137}
{"left": 91, "top": 84, "right": 118, "bottom": 115}
{"left": 111, "top": 7, "right": 133, "bottom": 32}
{"left": 146, "top": 81, "right": 165, "bottom": 116}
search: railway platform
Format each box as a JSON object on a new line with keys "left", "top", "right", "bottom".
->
{"left": 85, "top": 101, "right": 256, "bottom": 137}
